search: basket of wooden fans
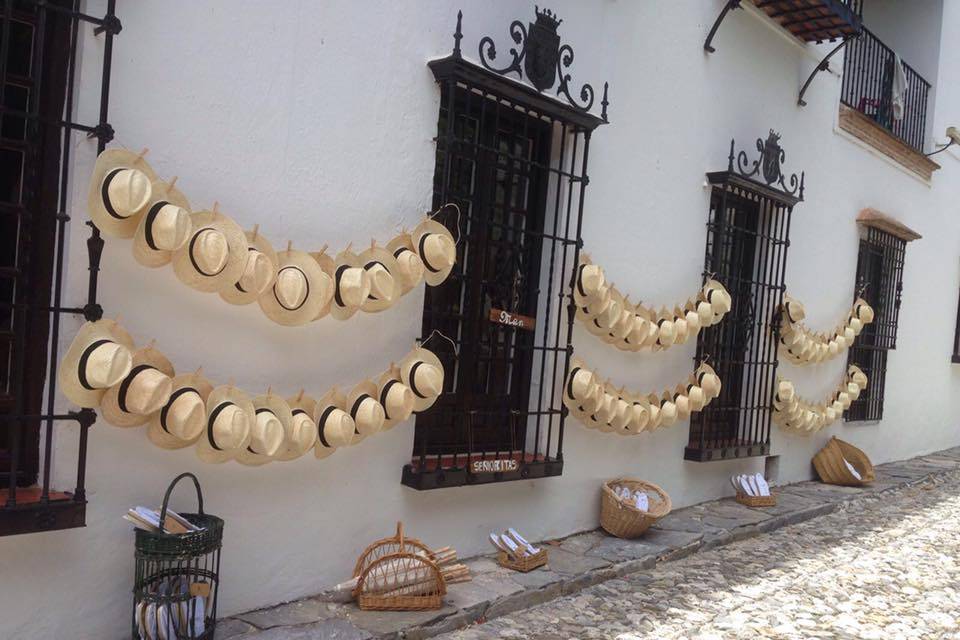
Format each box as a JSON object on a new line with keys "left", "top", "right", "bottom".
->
{"left": 489, "top": 528, "right": 548, "bottom": 572}
{"left": 813, "top": 437, "right": 875, "bottom": 487}
{"left": 731, "top": 472, "right": 776, "bottom": 507}
{"left": 343, "top": 522, "right": 470, "bottom": 611}
{"left": 600, "top": 478, "right": 671, "bottom": 539}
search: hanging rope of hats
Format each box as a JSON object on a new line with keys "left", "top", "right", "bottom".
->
{"left": 772, "top": 365, "right": 868, "bottom": 435}
{"left": 573, "top": 255, "right": 733, "bottom": 352}
{"left": 87, "top": 149, "right": 460, "bottom": 326}
{"left": 561, "top": 357, "right": 723, "bottom": 435}
{"left": 777, "top": 294, "right": 874, "bottom": 365}
{"left": 59, "top": 319, "right": 451, "bottom": 465}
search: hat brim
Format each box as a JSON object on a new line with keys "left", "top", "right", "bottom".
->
{"left": 413, "top": 218, "right": 457, "bottom": 287}
{"left": 172, "top": 211, "right": 248, "bottom": 293}
{"left": 314, "top": 388, "right": 352, "bottom": 453}
{"left": 257, "top": 249, "right": 331, "bottom": 325}
{"left": 346, "top": 379, "right": 385, "bottom": 439}
{"left": 195, "top": 386, "right": 254, "bottom": 463}
{"left": 87, "top": 149, "right": 158, "bottom": 238}
{"left": 147, "top": 373, "right": 213, "bottom": 449}
{"left": 219, "top": 230, "right": 279, "bottom": 306}
{"left": 358, "top": 245, "right": 404, "bottom": 313}
{"left": 399, "top": 346, "right": 445, "bottom": 412}
{"left": 376, "top": 369, "right": 415, "bottom": 429}
{"left": 100, "top": 347, "right": 175, "bottom": 428}
{"left": 132, "top": 179, "right": 192, "bottom": 268}
{"left": 58, "top": 320, "right": 135, "bottom": 408}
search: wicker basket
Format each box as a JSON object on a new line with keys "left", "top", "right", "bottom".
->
{"left": 735, "top": 492, "right": 776, "bottom": 507}
{"left": 600, "top": 478, "right": 672, "bottom": 539}
{"left": 352, "top": 523, "right": 446, "bottom": 611}
{"left": 497, "top": 549, "right": 548, "bottom": 573}
{"left": 813, "top": 437, "right": 875, "bottom": 486}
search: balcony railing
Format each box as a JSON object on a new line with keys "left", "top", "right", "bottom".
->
{"left": 841, "top": 27, "right": 931, "bottom": 154}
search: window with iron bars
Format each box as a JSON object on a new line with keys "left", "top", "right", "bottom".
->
{"left": 0, "top": 0, "right": 118, "bottom": 537}
{"left": 686, "top": 135, "right": 802, "bottom": 462}
{"left": 846, "top": 226, "right": 906, "bottom": 422}
{"left": 402, "top": 48, "right": 605, "bottom": 490}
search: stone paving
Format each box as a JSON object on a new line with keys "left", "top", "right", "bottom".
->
{"left": 217, "top": 446, "right": 960, "bottom": 639}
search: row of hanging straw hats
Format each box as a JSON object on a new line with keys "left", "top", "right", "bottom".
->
{"left": 87, "top": 149, "right": 459, "bottom": 325}
{"left": 562, "top": 357, "right": 722, "bottom": 435}
{"left": 778, "top": 294, "right": 874, "bottom": 365}
{"left": 59, "top": 319, "right": 445, "bottom": 464}
{"left": 573, "top": 256, "right": 732, "bottom": 352}
{"left": 772, "top": 365, "right": 868, "bottom": 434}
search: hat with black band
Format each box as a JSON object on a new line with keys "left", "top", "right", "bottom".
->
{"left": 172, "top": 209, "right": 248, "bottom": 293}
{"left": 59, "top": 320, "right": 134, "bottom": 408}
{"left": 132, "top": 178, "right": 192, "bottom": 268}
{"left": 101, "top": 346, "right": 175, "bottom": 428}
{"left": 195, "top": 385, "right": 253, "bottom": 463}
{"left": 147, "top": 372, "right": 212, "bottom": 450}
{"left": 87, "top": 148, "right": 157, "bottom": 238}
{"left": 412, "top": 218, "right": 456, "bottom": 286}
{"left": 313, "top": 388, "right": 355, "bottom": 456}
{"left": 258, "top": 248, "right": 331, "bottom": 326}
{"left": 220, "top": 228, "right": 278, "bottom": 306}
{"left": 386, "top": 234, "right": 425, "bottom": 293}
{"left": 236, "top": 393, "right": 289, "bottom": 466}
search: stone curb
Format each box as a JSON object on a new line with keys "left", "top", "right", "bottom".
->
{"left": 220, "top": 448, "right": 960, "bottom": 639}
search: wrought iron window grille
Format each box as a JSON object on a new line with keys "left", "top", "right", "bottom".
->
{"left": 0, "top": 0, "right": 117, "bottom": 537}
{"left": 686, "top": 131, "right": 801, "bottom": 462}
{"left": 846, "top": 226, "right": 907, "bottom": 423}
{"left": 403, "top": 8, "right": 608, "bottom": 490}
{"left": 952, "top": 276, "right": 960, "bottom": 364}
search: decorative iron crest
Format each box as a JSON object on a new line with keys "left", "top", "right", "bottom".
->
{"left": 451, "top": 8, "right": 608, "bottom": 121}
{"left": 728, "top": 130, "right": 804, "bottom": 199}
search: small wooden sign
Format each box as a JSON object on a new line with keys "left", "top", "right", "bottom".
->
{"left": 471, "top": 458, "right": 520, "bottom": 474}
{"left": 489, "top": 308, "right": 536, "bottom": 331}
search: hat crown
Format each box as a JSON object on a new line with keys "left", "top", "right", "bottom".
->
{"left": 338, "top": 266, "right": 371, "bottom": 308}
{"left": 290, "top": 413, "right": 316, "bottom": 451}
{"left": 168, "top": 391, "right": 206, "bottom": 440}
{"left": 366, "top": 263, "right": 396, "bottom": 301}
{"left": 252, "top": 411, "right": 284, "bottom": 456}
{"left": 570, "top": 369, "right": 594, "bottom": 399}
{"left": 577, "top": 264, "right": 604, "bottom": 297}
{"left": 240, "top": 250, "right": 275, "bottom": 296}
{"left": 354, "top": 397, "right": 385, "bottom": 435}
{"left": 408, "top": 361, "right": 443, "bottom": 397}
{"left": 396, "top": 250, "right": 424, "bottom": 282}
{"left": 275, "top": 266, "right": 308, "bottom": 310}
{"left": 321, "top": 408, "right": 354, "bottom": 447}
{"left": 106, "top": 168, "right": 152, "bottom": 217}
{"left": 385, "top": 383, "right": 414, "bottom": 415}
{"left": 151, "top": 204, "right": 192, "bottom": 251}
{"left": 422, "top": 233, "right": 456, "bottom": 270}
{"left": 125, "top": 369, "right": 174, "bottom": 415}
{"left": 85, "top": 342, "right": 133, "bottom": 389}
{"left": 194, "top": 228, "right": 230, "bottom": 274}
{"left": 213, "top": 404, "right": 249, "bottom": 450}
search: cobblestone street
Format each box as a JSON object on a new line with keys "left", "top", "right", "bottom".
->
{"left": 439, "top": 471, "right": 960, "bottom": 640}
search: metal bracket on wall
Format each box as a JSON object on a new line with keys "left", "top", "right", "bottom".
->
{"left": 703, "top": 0, "right": 742, "bottom": 53}
{"left": 797, "top": 33, "right": 859, "bottom": 106}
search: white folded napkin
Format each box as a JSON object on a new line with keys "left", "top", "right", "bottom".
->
{"left": 843, "top": 458, "right": 862, "bottom": 480}
{"left": 754, "top": 473, "right": 771, "bottom": 496}
{"left": 739, "top": 475, "right": 756, "bottom": 496}
{"left": 506, "top": 528, "right": 539, "bottom": 555}
{"left": 634, "top": 492, "right": 649, "bottom": 512}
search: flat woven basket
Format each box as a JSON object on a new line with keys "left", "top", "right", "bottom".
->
{"left": 600, "top": 478, "right": 672, "bottom": 539}
{"left": 813, "top": 437, "right": 875, "bottom": 486}
{"left": 735, "top": 492, "right": 776, "bottom": 507}
{"left": 497, "top": 549, "right": 548, "bottom": 573}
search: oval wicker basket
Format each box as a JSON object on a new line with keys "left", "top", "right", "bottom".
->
{"left": 354, "top": 551, "right": 446, "bottom": 611}
{"left": 813, "top": 437, "right": 874, "bottom": 486}
{"left": 600, "top": 478, "right": 672, "bottom": 539}
{"left": 352, "top": 522, "right": 435, "bottom": 578}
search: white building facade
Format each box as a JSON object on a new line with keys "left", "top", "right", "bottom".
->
{"left": 1, "top": 1, "right": 959, "bottom": 638}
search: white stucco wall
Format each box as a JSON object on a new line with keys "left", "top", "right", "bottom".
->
{"left": 2, "top": 1, "right": 960, "bottom": 638}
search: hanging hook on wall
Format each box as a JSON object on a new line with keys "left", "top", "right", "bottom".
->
{"left": 429, "top": 202, "right": 463, "bottom": 245}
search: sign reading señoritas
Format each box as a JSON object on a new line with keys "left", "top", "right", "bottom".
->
{"left": 471, "top": 458, "right": 520, "bottom": 474}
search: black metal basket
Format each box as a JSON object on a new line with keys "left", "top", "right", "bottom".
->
{"left": 132, "top": 473, "right": 223, "bottom": 640}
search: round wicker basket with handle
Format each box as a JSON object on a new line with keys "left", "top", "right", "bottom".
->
{"left": 813, "top": 436, "right": 874, "bottom": 486}
{"left": 600, "top": 478, "right": 672, "bottom": 539}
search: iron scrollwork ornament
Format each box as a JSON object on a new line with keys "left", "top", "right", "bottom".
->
{"left": 475, "top": 7, "right": 608, "bottom": 120}
{"left": 730, "top": 130, "right": 805, "bottom": 199}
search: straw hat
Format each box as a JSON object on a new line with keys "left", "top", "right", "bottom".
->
{"left": 686, "top": 383, "right": 706, "bottom": 412}
{"left": 359, "top": 244, "right": 403, "bottom": 313}
{"left": 346, "top": 380, "right": 385, "bottom": 438}
{"left": 172, "top": 210, "right": 248, "bottom": 293}
{"left": 87, "top": 149, "right": 157, "bottom": 238}
{"left": 673, "top": 386, "right": 691, "bottom": 421}
{"left": 645, "top": 393, "right": 662, "bottom": 430}
{"left": 696, "top": 299, "right": 714, "bottom": 327}
{"left": 236, "top": 393, "right": 289, "bottom": 466}
{"left": 314, "top": 388, "right": 356, "bottom": 455}
{"left": 219, "top": 228, "right": 278, "bottom": 306}
{"left": 672, "top": 311, "right": 690, "bottom": 345}
{"left": 59, "top": 320, "right": 134, "bottom": 408}
{"left": 837, "top": 390, "right": 852, "bottom": 409}
{"left": 658, "top": 392, "right": 678, "bottom": 427}
{"left": 781, "top": 294, "right": 805, "bottom": 324}
{"left": 412, "top": 218, "right": 457, "bottom": 286}
{"left": 608, "top": 393, "right": 632, "bottom": 431}
{"left": 684, "top": 300, "right": 702, "bottom": 332}
{"left": 703, "top": 279, "right": 732, "bottom": 315}
{"left": 147, "top": 371, "right": 212, "bottom": 449}
{"left": 654, "top": 308, "right": 676, "bottom": 349}
{"left": 853, "top": 298, "right": 874, "bottom": 323}
{"left": 278, "top": 392, "right": 318, "bottom": 461}
{"left": 847, "top": 381, "right": 861, "bottom": 401}
{"left": 628, "top": 395, "right": 651, "bottom": 433}
{"left": 565, "top": 360, "right": 596, "bottom": 402}
{"left": 195, "top": 385, "right": 254, "bottom": 464}
{"left": 100, "top": 345, "right": 175, "bottom": 428}
{"left": 386, "top": 234, "right": 426, "bottom": 294}
{"left": 847, "top": 316, "right": 864, "bottom": 335}
{"left": 132, "top": 179, "right": 192, "bottom": 268}
{"left": 696, "top": 363, "right": 722, "bottom": 400}
{"left": 622, "top": 314, "right": 654, "bottom": 350}
{"left": 849, "top": 365, "right": 868, "bottom": 388}
{"left": 399, "top": 346, "right": 445, "bottom": 411}
{"left": 587, "top": 391, "right": 618, "bottom": 432}
{"left": 377, "top": 368, "right": 415, "bottom": 429}
{"left": 329, "top": 249, "right": 372, "bottom": 320}
{"left": 573, "top": 261, "right": 605, "bottom": 306}
{"left": 258, "top": 248, "right": 331, "bottom": 325}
